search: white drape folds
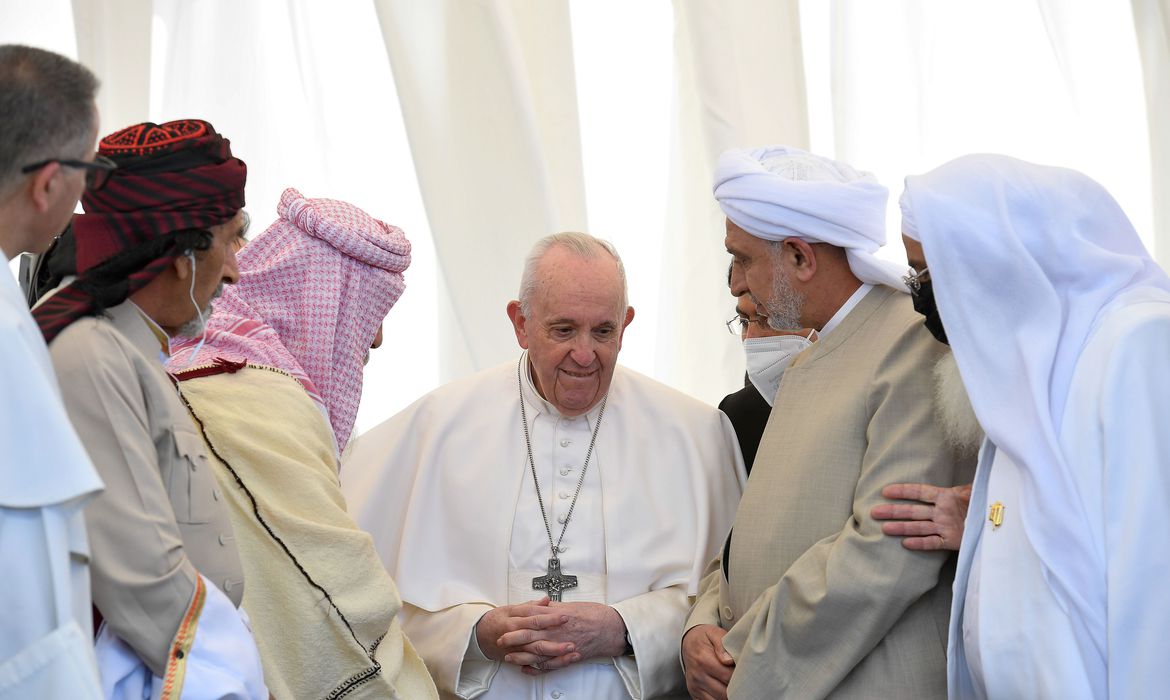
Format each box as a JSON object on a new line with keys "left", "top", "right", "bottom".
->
{"left": 372, "top": 0, "right": 588, "bottom": 380}
{"left": 147, "top": 0, "right": 440, "bottom": 433}
{"left": 2, "top": 0, "right": 1164, "bottom": 418}
{"left": 818, "top": 0, "right": 1154, "bottom": 265}
{"left": 1132, "top": 0, "right": 1170, "bottom": 268}
{"left": 70, "top": 0, "right": 151, "bottom": 135}
{"left": 661, "top": 0, "right": 809, "bottom": 402}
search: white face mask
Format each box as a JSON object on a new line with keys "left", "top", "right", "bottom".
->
{"left": 744, "top": 331, "right": 815, "bottom": 406}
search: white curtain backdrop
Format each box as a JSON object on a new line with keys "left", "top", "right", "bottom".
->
{"left": 373, "top": 0, "right": 588, "bottom": 381}
{"left": 805, "top": 0, "right": 1153, "bottom": 261}
{"left": 1132, "top": 0, "right": 1170, "bottom": 266}
{"left": 1, "top": 0, "right": 1164, "bottom": 435}
{"left": 661, "top": 0, "right": 808, "bottom": 401}
{"left": 71, "top": 0, "right": 151, "bottom": 137}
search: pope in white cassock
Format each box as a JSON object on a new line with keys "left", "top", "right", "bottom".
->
{"left": 342, "top": 232, "right": 745, "bottom": 699}
{"left": 900, "top": 155, "right": 1170, "bottom": 699}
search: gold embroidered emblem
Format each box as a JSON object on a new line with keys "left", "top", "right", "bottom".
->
{"left": 988, "top": 501, "right": 1005, "bottom": 529}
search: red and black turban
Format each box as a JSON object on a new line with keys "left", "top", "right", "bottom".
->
{"left": 34, "top": 119, "right": 247, "bottom": 343}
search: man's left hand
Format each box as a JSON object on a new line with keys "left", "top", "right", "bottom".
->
{"left": 496, "top": 601, "right": 627, "bottom": 675}
{"left": 871, "top": 482, "right": 972, "bottom": 551}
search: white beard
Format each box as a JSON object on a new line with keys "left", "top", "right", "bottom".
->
{"left": 174, "top": 301, "right": 213, "bottom": 338}
{"left": 761, "top": 267, "right": 805, "bottom": 331}
{"left": 175, "top": 282, "right": 224, "bottom": 339}
{"left": 933, "top": 351, "right": 983, "bottom": 456}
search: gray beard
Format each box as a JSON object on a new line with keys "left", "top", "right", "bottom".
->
{"left": 762, "top": 269, "right": 805, "bottom": 331}
{"left": 933, "top": 352, "right": 984, "bottom": 456}
{"left": 174, "top": 283, "right": 223, "bottom": 339}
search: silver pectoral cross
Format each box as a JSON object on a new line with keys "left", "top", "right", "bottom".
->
{"left": 531, "top": 557, "right": 577, "bottom": 602}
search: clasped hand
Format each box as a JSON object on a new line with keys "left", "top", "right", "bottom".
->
{"left": 475, "top": 597, "right": 627, "bottom": 675}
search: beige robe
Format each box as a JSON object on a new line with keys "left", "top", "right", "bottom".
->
{"left": 686, "top": 285, "right": 976, "bottom": 698}
{"left": 49, "top": 301, "right": 244, "bottom": 676}
{"left": 176, "top": 365, "right": 436, "bottom": 700}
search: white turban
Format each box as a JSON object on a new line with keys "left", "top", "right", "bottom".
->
{"left": 714, "top": 145, "right": 907, "bottom": 291}
{"left": 898, "top": 187, "right": 919, "bottom": 241}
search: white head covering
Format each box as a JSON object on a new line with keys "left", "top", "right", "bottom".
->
{"left": 714, "top": 145, "right": 907, "bottom": 290}
{"left": 902, "top": 154, "right": 1170, "bottom": 658}
{"left": 898, "top": 188, "right": 919, "bottom": 241}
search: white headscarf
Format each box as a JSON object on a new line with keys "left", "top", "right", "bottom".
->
{"left": 714, "top": 145, "right": 907, "bottom": 290}
{"left": 898, "top": 188, "right": 919, "bottom": 241}
{"left": 902, "top": 154, "right": 1170, "bottom": 659}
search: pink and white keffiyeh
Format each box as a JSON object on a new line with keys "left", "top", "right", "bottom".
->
{"left": 169, "top": 187, "right": 410, "bottom": 451}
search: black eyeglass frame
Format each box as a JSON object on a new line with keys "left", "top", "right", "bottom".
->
{"left": 725, "top": 313, "right": 769, "bottom": 335}
{"left": 20, "top": 154, "right": 117, "bottom": 191}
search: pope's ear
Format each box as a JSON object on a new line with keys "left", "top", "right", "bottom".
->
{"left": 616, "top": 305, "right": 635, "bottom": 347}
{"left": 506, "top": 300, "right": 529, "bottom": 350}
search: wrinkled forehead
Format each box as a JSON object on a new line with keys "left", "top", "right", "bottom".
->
{"left": 533, "top": 282, "right": 626, "bottom": 324}
{"left": 536, "top": 251, "right": 624, "bottom": 308}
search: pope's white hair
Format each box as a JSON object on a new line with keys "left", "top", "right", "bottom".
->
{"left": 518, "top": 232, "right": 628, "bottom": 318}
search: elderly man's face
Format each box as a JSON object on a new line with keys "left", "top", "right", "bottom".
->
{"left": 725, "top": 218, "right": 805, "bottom": 328}
{"left": 508, "top": 246, "right": 634, "bottom": 417}
{"left": 171, "top": 211, "right": 246, "bottom": 337}
{"left": 193, "top": 211, "right": 246, "bottom": 309}
{"left": 735, "top": 293, "right": 777, "bottom": 340}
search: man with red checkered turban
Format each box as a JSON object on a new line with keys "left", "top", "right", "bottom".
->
{"left": 37, "top": 119, "right": 267, "bottom": 699}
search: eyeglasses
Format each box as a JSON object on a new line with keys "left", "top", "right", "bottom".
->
{"left": 21, "top": 154, "right": 117, "bottom": 191}
{"left": 902, "top": 266, "right": 930, "bottom": 295}
{"left": 726, "top": 313, "right": 768, "bottom": 335}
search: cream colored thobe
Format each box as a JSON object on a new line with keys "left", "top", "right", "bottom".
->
{"left": 49, "top": 300, "right": 265, "bottom": 697}
{"left": 175, "top": 364, "right": 437, "bottom": 700}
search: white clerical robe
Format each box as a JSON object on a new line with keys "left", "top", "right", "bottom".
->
{"left": 949, "top": 296, "right": 1170, "bottom": 699}
{"left": 343, "top": 355, "right": 745, "bottom": 699}
{"left": 0, "top": 268, "right": 103, "bottom": 698}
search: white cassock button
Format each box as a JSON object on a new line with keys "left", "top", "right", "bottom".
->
{"left": 722, "top": 605, "right": 734, "bottom": 620}
{"left": 212, "top": 489, "right": 220, "bottom": 501}
{"left": 551, "top": 692, "right": 563, "bottom": 699}
{"left": 558, "top": 491, "right": 570, "bottom": 500}
{"left": 559, "top": 468, "right": 571, "bottom": 476}
{"left": 218, "top": 534, "right": 227, "bottom": 546}
{"left": 560, "top": 439, "right": 571, "bottom": 448}
{"left": 224, "top": 580, "right": 234, "bottom": 592}
{"left": 557, "top": 514, "right": 567, "bottom": 524}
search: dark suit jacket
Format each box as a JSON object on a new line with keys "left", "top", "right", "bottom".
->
{"left": 718, "top": 379, "right": 771, "bottom": 476}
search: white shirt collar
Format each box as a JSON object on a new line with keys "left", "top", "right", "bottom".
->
{"left": 819, "top": 283, "right": 873, "bottom": 338}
